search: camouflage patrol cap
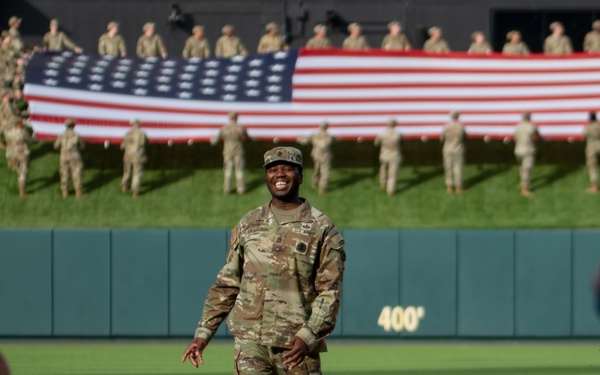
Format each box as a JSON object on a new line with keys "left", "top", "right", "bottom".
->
{"left": 549, "top": 21, "right": 563, "bottom": 32}
{"left": 265, "top": 22, "right": 278, "bottom": 32}
{"left": 319, "top": 121, "right": 329, "bottom": 129}
{"left": 450, "top": 110, "right": 460, "bottom": 119}
{"left": 522, "top": 111, "right": 531, "bottom": 121}
{"left": 143, "top": 22, "right": 155, "bottom": 32}
{"left": 471, "top": 30, "right": 484, "bottom": 40}
{"left": 264, "top": 147, "right": 303, "bottom": 168}
{"left": 388, "top": 21, "right": 401, "bottom": 30}
{"left": 64, "top": 118, "right": 76, "bottom": 127}
{"left": 313, "top": 24, "right": 327, "bottom": 34}
{"left": 107, "top": 21, "right": 118, "bottom": 31}
{"left": 506, "top": 30, "right": 520, "bottom": 40}
{"left": 192, "top": 25, "right": 204, "bottom": 33}
{"left": 387, "top": 118, "right": 397, "bottom": 127}
{"left": 130, "top": 118, "right": 140, "bottom": 126}
{"left": 348, "top": 23, "right": 361, "bottom": 32}
{"left": 50, "top": 19, "right": 59, "bottom": 26}
{"left": 222, "top": 24, "right": 234, "bottom": 33}
{"left": 229, "top": 111, "right": 238, "bottom": 119}
{"left": 8, "top": 16, "right": 21, "bottom": 27}
{"left": 428, "top": 26, "right": 441, "bottom": 36}
{"left": 593, "top": 20, "right": 600, "bottom": 30}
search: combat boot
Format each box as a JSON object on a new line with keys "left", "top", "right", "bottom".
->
{"left": 19, "top": 184, "right": 29, "bottom": 198}
{"left": 75, "top": 189, "right": 84, "bottom": 198}
{"left": 121, "top": 184, "right": 127, "bottom": 193}
{"left": 62, "top": 188, "right": 68, "bottom": 198}
{"left": 521, "top": 187, "right": 533, "bottom": 197}
{"left": 132, "top": 189, "right": 139, "bottom": 198}
{"left": 587, "top": 183, "right": 598, "bottom": 194}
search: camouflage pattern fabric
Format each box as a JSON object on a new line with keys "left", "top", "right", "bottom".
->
{"left": 584, "top": 31, "right": 600, "bottom": 53}
{"left": 502, "top": 41, "right": 530, "bottom": 55}
{"left": 514, "top": 121, "right": 539, "bottom": 189}
{"left": 182, "top": 36, "right": 211, "bottom": 58}
{"left": 381, "top": 33, "right": 410, "bottom": 50}
{"left": 257, "top": 34, "right": 285, "bottom": 53}
{"left": 54, "top": 128, "right": 84, "bottom": 191}
{"left": 43, "top": 31, "right": 79, "bottom": 52}
{"left": 375, "top": 127, "right": 402, "bottom": 195}
{"left": 136, "top": 34, "right": 166, "bottom": 57}
{"left": 98, "top": 33, "right": 126, "bottom": 56}
{"left": 342, "top": 36, "right": 369, "bottom": 50}
{"left": 423, "top": 38, "right": 450, "bottom": 53}
{"left": 121, "top": 127, "right": 147, "bottom": 191}
{"left": 305, "top": 37, "right": 331, "bottom": 49}
{"left": 215, "top": 35, "right": 248, "bottom": 58}
{"left": 584, "top": 120, "right": 600, "bottom": 183}
{"left": 544, "top": 35, "right": 573, "bottom": 55}
{"left": 441, "top": 120, "right": 466, "bottom": 189}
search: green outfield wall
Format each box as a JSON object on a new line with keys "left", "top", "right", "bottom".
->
{"left": 1, "top": 229, "right": 599, "bottom": 338}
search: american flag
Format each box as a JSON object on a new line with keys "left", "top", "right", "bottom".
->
{"left": 24, "top": 49, "right": 600, "bottom": 144}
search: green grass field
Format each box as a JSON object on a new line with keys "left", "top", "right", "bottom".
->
{"left": 1, "top": 143, "right": 600, "bottom": 228}
{"left": 2, "top": 341, "right": 600, "bottom": 374}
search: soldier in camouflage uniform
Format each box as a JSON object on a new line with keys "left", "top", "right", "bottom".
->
{"left": 514, "top": 112, "right": 540, "bottom": 197}
{"left": 502, "top": 30, "right": 530, "bottom": 56}
{"left": 5, "top": 119, "right": 32, "bottom": 197}
{"left": 423, "top": 27, "right": 450, "bottom": 53}
{"left": 381, "top": 21, "right": 411, "bottom": 51}
{"left": 468, "top": 31, "right": 491, "bottom": 54}
{"left": 211, "top": 112, "right": 251, "bottom": 195}
{"left": 257, "top": 22, "right": 287, "bottom": 53}
{"left": 54, "top": 118, "right": 85, "bottom": 198}
{"left": 544, "top": 22, "right": 573, "bottom": 55}
{"left": 182, "top": 25, "right": 211, "bottom": 59}
{"left": 305, "top": 24, "right": 332, "bottom": 49}
{"left": 299, "top": 121, "right": 335, "bottom": 195}
{"left": 375, "top": 118, "right": 402, "bottom": 196}
{"left": 584, "top": 20, "right": 600, "bottom": 53}
{"left": 441, "top": 111, "right": 466, "bottom": 193}
{"left": 584, "top": 112, "right": 600, "bottom": 193}
{"left": 7, "top": 16, "right": 25, "bottom": 55}
{"left": 120, "top": 119, "right": 148, "bottom": 198}
{"left": 98, "top": 21, "right": 126, "bottom": 57}
{"left": 342, "top": 23, "right": 369, "bottom": 50}
{"left": 43, "top": 19, "right": 82, "bottom": 53}
{"left": 215, "top": 25, "right": 248, "bottom": 58}
{"left": 0, "top": 91, "right": 20, "bottom": 153}
{"left": 136, "top": 22, "right": 167, "bottom": 58}
{"left": 182, "top": 146, "right": 345, "bottom": 375}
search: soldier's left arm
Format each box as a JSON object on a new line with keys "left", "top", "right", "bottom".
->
{"left": 62, "top": 33, "right": 80, "bottom": 51}
{"left": 294, "top": 225, "right": 345, "bottom": 351}
{"left": 239, "top": 40, "right": 248, "bottom": 56}
{"left": 157, "top": 35, "right": 167, "bottom": 57}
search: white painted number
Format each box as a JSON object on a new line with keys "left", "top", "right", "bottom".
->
{"left": 377, "top": 306, "right": 425, "bottom": 333}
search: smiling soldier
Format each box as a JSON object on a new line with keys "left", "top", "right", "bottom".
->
{"left": 182, "top": 146, "right": 346, "bottom": 375}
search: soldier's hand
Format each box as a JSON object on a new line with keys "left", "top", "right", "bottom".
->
{"left": 283, "top": 336, "right": 308, "bottom": 370}
{"left": 181, "top": 337, "right": 208, "bottom": 368}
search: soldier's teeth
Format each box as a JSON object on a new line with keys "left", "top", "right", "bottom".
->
{"left": 275, "top": 182, "right": 287, "bottom": 188}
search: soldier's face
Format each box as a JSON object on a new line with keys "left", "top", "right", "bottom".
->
{"left": 265, "top": 163, "right": 303, "bottom": 200}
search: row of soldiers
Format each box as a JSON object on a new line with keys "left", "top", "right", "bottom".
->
{"left": 4, "top": 111, "right": 600, "bottom": 198}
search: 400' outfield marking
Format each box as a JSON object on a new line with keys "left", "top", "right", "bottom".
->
{"left": 378, "top": 306, "right": 425, "bottom": 333}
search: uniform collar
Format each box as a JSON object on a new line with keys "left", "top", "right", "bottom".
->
{"left": 259, "top": 198, "right": 312, "bottom": 224}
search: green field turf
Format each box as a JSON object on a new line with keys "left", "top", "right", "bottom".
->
{"left": 1, "top": 143, "right": 600, "bottom": 228}
{"left": 2, "top": 341, "right": 600, "bottom": 374}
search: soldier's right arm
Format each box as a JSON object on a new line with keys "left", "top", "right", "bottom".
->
{"left": 584, "top": 34, "right": 592, "bottom": 52}
{"left": 53, "top": 135, "right": 61, "bottom": 150}
{"left": 119, "top": 36, "right": 127, "bottom": 57}
{"left": 182, "top": 38, "right": 191, "bottom": 58}
{"left": 136, "top": 37, "right": 144, "bottom": 57}
{"left": 215, "top": 38, "right": 222, "bottom": 58}
{"left": 194, "top": 225, "right": 243, "bottom": 342}
{"left": 42, "top": 33, "right": 50, "bottom": 50}
{"left": 543, "top": 38, "right": 551, "bottom": 54}
{"left": 238, "top": 38, "right": 248, "bottom": 56}
{"left": 98, "top": 36, "right": 105, "bottom": 54}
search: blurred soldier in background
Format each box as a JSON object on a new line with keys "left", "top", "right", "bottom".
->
{"left": 136, "top": 22, "right": 167, "bottom": 58}
{"left": 375, "top": 118, "right": 402, "bottom": 196}
{"left": 423, "top": 27, "right": 450, "bottom": 53}
{"left": 5, "top": 119, "right": 32, "bottom": 197}
{"left": 7, "top": 16, "right": 25, "bottom": 54}
{"left": 305, "top": 24, "right": 332, "bottom": 49}
{"left": 514, "top": 112, "right": 540, "bottom": 197}
{"left": 54, "top": 118, "right": 85, "bottom": 198}
{"left": 211, "top": 112, "right": 251, "bottom": 195}
{"left": 342, "top": 23, "right": 369, "bottom": 50}
{"left": 441, "top": 111, "right": 466, "bottom": 194}
{"left": 584, "top": 112, "right": 600, "bottom": 194}
{"left": 381, "top": 21, "right": 411, "bottom": 51}
{"left": 0, "top": 91, "right": 20, "bottom": 153}
{"left": 584, "top": 20, "right": 600, "bottom": 53}
{"left": 299, "top": 121, "right": 335, "bottom": 195}
{"left": 98, "top": 21, "right": 126, "bottom": 57}
{"left": 257, "top": 22, "right": 287, "bottom": 53}
{"left": 42, "top": 19, "right": 82, "bottom": 53}
{"left": 182, "top": 25, "right": 211, "bottom": 59}
{"left": 121, "top": 119, "right": 148, "bottom": 198}
{"left": 502, "top": 30, "right": 530, "bottom": 55}
{"left": 215, "top": 24, "right": 247, "bottom": 58}
{"left": 544, "top": 22, "right": 573, "bottom": 55}
{"left": 468, "top": 31, "right": 491, "bottom": 54}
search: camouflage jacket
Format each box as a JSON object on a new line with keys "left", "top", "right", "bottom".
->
{"left": 514, "top": 121, "right": 538, "bottom": 156}
{"left": 213, "top": 121, "right": 249, "bottom": 156}
{"left": 121, "top": 128, "right": 147, "bottom": 162}
{"left": 342, "top": 36, "right": 369, "bottom": 50}
{"left": 182, "top": 36, "right": 211, "bottom": 58}
{"left": 43, "top": 31, "right": 79, "bottom": 52}
{"left": 441, "top": 121, "right": 465, "bottom": 154}
{"left": 502, "top": 41, "right": 530, "bottom": 55}
{"left": 544, "top": 35, "right": 573, "bottom": 55}
{"left": 584, "top": 31, "right": 600, "bottom": 53}
{"left": 381, "top": 33, "right": 410, "bottom": 51}
{"left": 257, "top": 34, "right": 285, "bottom": 53}
{"left": 136, "top": 34, "right": 167, "bottom": 58}
{"left": 423, "top": 38, "right": 450, "bottom": 53}
{"left": 302, "top": 130, "right": 334, "bottom": 161}
{"left": 5, "top": 126, "right": 31, "bottom": 157}
{"left": 195, "top": 200, "right": 346, "bottom": 352}
{"left": 215, "top": 35, "right": 247, "bottom": 58}
{"left": 54, "top": 129, "right": 84, "bottom": 161}
{"left": 584, "top": 121, "right": 600, "bottom": 153}
{"left": 305, "top": 37, "right": 332, "bottom": 49}
{"left": 375, "top": 127, "right": 402, "bottom": 161}
{"left": 468, "top": 41, "right": 491, "bottom": 54}
{"left": 98, "top": 33, "right": 126, "bottom": 56}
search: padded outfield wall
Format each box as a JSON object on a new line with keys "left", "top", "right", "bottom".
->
{"left": 1, "top": 228, "right": 599, "bottom": 338}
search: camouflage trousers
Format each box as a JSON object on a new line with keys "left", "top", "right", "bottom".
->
{"left": 516, "top": 152, "right": 535, "bottom": 189}
{"left": 122, "top": 159, "right": 144, "bottom": 191}
{"left": 11, "top": 153, "right": 28, "bottom": 190}
{"left": 586, "top": 146, "right": 600, "bottom": 183}
{"left": 443, "top": 150, "right": 464, "bottom": 189}
{"left": 224, "top": 153, "right": 245, "bottom": 194}
{"left": 312, "top": 156, "right": 331, "bottom": 191}
{"left": 379, "top": 155, "right": 401, "bottom": 195}
{"left": 60, "top": 157, "right": 83, "bottom": 191}
{"left": 234, "top": 342, "right": 321, "bottom": 375}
